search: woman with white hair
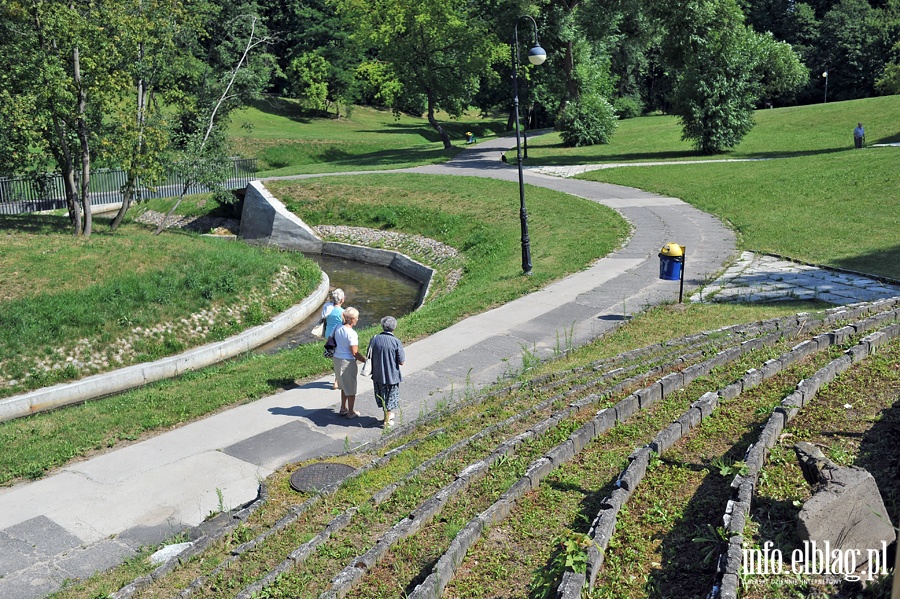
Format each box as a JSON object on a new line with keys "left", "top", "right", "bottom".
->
{"left": 323, "top": 288, "right": 345, "bottom": 390}
{"left": 366, "top": 315, "right": 405, "bottom": 427}
{"left": 332, "top": 307, "right": 367, "bottom": 418}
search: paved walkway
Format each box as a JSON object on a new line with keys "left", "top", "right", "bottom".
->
{"left": 0, "top": 135, "right": 889, "bottom": 599}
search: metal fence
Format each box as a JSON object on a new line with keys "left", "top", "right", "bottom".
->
{"left": 0, "top": 158, "right": 257, "bottom": 215}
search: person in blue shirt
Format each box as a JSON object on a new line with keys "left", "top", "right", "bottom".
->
{"left": 323, "top": 289, "right": 345, "bottom": 389}
{"left": 365, "top": 316, "right": 406, "bottom": 427}
{"left": 853, "top": 122, "right": 865, "bottom": 149}
{"left": 323, "top": 288, "right": 345, "bottom": 338}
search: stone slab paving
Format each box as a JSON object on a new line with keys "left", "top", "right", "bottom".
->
{"left": 693, "top": 251, "right": 900, "bottom": 305}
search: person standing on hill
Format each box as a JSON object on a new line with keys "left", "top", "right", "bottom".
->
{"left": 366, "top": 316, "right": 406, "bottom": 428}
{"left": 853, "top": 122, "right": 865, "bottom": 149}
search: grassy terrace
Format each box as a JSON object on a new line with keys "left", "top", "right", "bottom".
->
{"left": 3, "top": 95, "right": 897, "bottom": 597}
{"left": 47, "top": 303, "right": 899, "bottom": 599}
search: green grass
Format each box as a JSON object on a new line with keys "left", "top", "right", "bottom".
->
{"left": 581, "top": 150, "right": 900, "bottom": 279}
{"left": 229, "top": 98, "right": 509, "bottom": 176}
{"left": 534, "top": 96, "right": 900, "bottom": 280}
{"left": 0, "top": 211, "right": 321, "bottom": 397}
{"left": 523, "top": 95, "right": 900, "bottom": 164}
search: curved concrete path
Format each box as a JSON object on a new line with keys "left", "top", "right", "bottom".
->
{"left": 0, "top": 135, "right": 736, "bottom": 599}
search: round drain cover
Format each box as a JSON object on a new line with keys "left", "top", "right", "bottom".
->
{"left": 290, "top": 462, "right": 356, "bottom": 493}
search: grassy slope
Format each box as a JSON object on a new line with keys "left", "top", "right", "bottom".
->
{"left": 527, "top": 96, "right": 900, "bottom": 280}
{"left": 229, "top": 98, "right": 508, "bottom": 176}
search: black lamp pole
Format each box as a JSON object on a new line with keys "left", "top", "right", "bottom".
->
{"left": 512, "top": 15, "right": 546, "bottom": 275}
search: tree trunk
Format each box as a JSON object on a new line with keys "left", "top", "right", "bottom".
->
{"left": 50, "top": 115, "right": 82, "bottom": 235}
{"left": 72, "top": 44, "right": 92, "bottom": 237}
{"left": 563, "top": 39, "right": 578, "bottom": 103}
{"left": 111, "top": 41, "right": 147, "bottom": 232}
{"left": 426, "top": 91, "right": 452, "bottom": 150}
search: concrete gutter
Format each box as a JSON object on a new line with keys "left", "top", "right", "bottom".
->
{"left": 240, "top": 179, "right": 435, "bottom": 305}
{"left": 0, "top": 274, "right": 330, "bottom": 423}
{"left": 1, "top": 180, "right": 435, "bottom": 423}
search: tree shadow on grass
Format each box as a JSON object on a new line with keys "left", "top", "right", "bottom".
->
{"left": 532, "top": 146, "right": 850, "bottom": 167}
{"left": 831, "top": 245, "right": 900, "bottom": 282}
{"left": 0, "top": 214, "right": 71, "bottom": 234}
{"left": 246, "top": 96, "right": 314, "bottom": 123}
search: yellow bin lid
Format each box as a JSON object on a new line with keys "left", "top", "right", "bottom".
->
{"left": 660, "top": 242, "right": 684, "bottom": 257}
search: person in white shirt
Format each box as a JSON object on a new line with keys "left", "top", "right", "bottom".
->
{"left": 332, "top": 307, "right": 367, "bottom": 418}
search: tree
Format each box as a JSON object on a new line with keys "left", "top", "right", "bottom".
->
{"left": 288, "top": 52, "right": 330, "bottom": 111}
{"left": 652, "top": 0, "right": 806, "bottom": 153}
{"left": 108, "top": 0, "right": 194, "bottom": 231}
{"left": 333, "top": 0, "right": 501, "bottom": 149}
{"left": 155, "top": 13, "right": 273, "bottom": 234}
{"left": 262, "top": 0, "right": 359, "bottom": 111}
{"left": 6, "top": 1, "right": 145, "bottom": 236}
{"left": 876, "top": 41, "right": 900, "bottom": 93}
{"left": 815, "top": 0, "right": 892, "bottom": 100}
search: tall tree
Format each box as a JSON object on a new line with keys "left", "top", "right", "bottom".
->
{"left": 155, "top": 12, "right": 273, "bottom": 233}
{"left": 652, "top": 0, "right": 805, "bottom": 153}
{"left": 333, "top": 0, "right": 501, "bottom": 149}
{"left": 263, "top": 0, "right": 360, "bottom": 114}
{"left": 0, "top": 0, "right": 126, "bottom": 236}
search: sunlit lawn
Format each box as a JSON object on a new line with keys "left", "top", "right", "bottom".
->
{"left": 229, "top": 98, "right": 508, "bottom": 176}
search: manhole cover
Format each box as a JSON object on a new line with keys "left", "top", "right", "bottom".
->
{"left": 290, "top": 463, "right": 356, "bottom": 493}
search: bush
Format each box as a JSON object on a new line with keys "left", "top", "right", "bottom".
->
{"left": 556, "top": 94, "right": 618, "bottom": 147}
{"left": 613, "top": 96, "right": 643, "bottom": 119}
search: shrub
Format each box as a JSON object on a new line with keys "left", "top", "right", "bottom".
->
{"left": 556, "top": 93, "right": 618, "bottom": 147}
{"left": 613, "top": 96, "right": 643, "bottom": 119}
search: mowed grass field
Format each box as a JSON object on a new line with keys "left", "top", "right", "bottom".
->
{"left": 525, "top": 96, "right": 900, "bottom": 280}
{"left": 228, "top": 97, "right": 508, "bottom": 176}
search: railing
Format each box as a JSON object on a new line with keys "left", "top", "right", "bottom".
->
{"left": 0, "top": 158, "right": 257, "bottom": 215}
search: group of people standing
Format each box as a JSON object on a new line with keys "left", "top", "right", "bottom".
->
{"left": 319, "top": 288, "right": 406, "bottom": 428}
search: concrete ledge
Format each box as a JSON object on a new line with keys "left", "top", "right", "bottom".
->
{"left": 241, "top": 181, "right": 435, "bottom": 306}
{"left": 240, "top": 181, "right": 324, "bottom": 253}
{"left": 0, "top": 274, "right": 330, "bottom": 423}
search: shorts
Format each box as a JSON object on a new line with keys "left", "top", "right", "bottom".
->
{"left": 333, "top": 358, "right": 359, "bottom": 395}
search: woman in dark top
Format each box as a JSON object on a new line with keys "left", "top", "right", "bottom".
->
{"left": 366, "top": 316, "right": 406, "bottom": 427}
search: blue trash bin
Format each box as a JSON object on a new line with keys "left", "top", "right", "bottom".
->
{"left": 658, "top": 243, "right": 684, "bottom": 281}
{"left": 658, "top": 255, "right": 682, "bottom": 280}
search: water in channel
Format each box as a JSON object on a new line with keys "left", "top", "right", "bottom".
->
{"left": 254, "top": 253, "right": 422, "bottom": 354}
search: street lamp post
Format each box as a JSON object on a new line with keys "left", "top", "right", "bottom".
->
{"left": 511, "top": 15, "right": 546, "bottom": 275}
{"left": 823, "top": 70, "right": 828, "bottom": 103}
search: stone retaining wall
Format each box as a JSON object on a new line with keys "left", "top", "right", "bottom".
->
{"left": 557, "top": 304, "right": 900, "bottom": 598}
{"left": 712, "top": 319, "right": 900, "bottom": 599}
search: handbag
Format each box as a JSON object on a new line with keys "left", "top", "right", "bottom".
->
{"left": 360, "top": 343, "right": 372, "bottom": 377}
{"left": 311, "top": 319, "right": 325, "bottom": 339}
{"left": 323, "top": 331, "right": 337, "bottom": 359}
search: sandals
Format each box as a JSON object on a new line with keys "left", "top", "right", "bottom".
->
{"left": 346, "top": 410, "right": 361, "bottom": 419}
{"left": 338, "top": 408, "right": 349, "bottom": 416}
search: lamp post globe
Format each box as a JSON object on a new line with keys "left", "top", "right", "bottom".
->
{"left": 528, "top": 44, "right": 546, "bottom": 65}
{"left": 512, "top": 16, "right": 546, "bottom": 275}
